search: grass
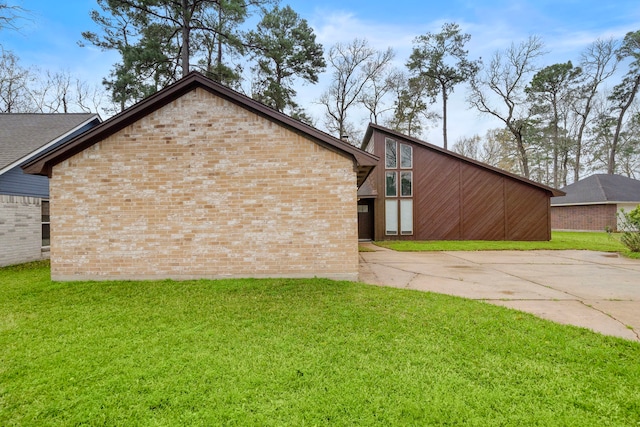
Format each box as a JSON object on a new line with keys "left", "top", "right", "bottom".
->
{"left": 374, "top": 231, "right": 640, "bottom": 257}
{"left": 1, "top": 262, "right": 640, "bottom": 425}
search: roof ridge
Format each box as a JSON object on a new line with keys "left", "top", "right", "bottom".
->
{"left": 594, "top": 175, "right": 608, "bottom": 200}
{"left": 22, "top": 72, "right": 377, "bottom": 187}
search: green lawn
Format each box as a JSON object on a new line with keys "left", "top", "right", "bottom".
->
{"left": 1, "top": 262, "right": 639, "bottom": 425}
{"left": 374, "top": 231, "right": 639, "bottom": 256}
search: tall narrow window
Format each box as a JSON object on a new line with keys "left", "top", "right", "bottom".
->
{"left": 385, "top": 171, "right": 397, "bottom": 197}
{"left": 385, "top": 200, "right": 398, "bottom": 235}
{"left": 42, "top": 200, "right": 50, "bottom": 247}
{"left": 400, "top": 171, "right": 412, "bottom": 197}
{"left": 385, "top": 138, "right": 397, "bottom": 168}
{"left": 384, "top": 139, "right": 414, "bottom": 236}
{"left": 400, "top": 200, "right": 413, "bottom": 235}
{"left": 400, "top": 144, "right": 412, "bottom": 168}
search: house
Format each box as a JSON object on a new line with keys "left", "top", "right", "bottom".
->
{"left": 0, "top": 113, "right": 101, "bottom": 267}
{"left": 23, "top": 72, "right": 378, "bottom": 281}
{"left": 358, "top": 124, "right": 564, "bottom": 241}
{"left": 551, "top": 174, "right": 640, "bottom": 231}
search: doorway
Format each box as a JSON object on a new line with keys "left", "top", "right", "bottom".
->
{"left": 358, "top": 199, "right": 375, "bottom": 240}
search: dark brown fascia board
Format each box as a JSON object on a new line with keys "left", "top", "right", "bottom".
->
{"left": 363, "top": 123, "right": 565, "bottom": 197}
{"left": 23, "top": 71, "right": 378, "bottom": 186}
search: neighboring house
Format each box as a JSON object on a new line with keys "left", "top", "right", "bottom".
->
{"left": 358, "top": 124, "right": 564, "bottom": 241}
{"left": 551, "top": 174, "right": 640, "bottom": 231}
{"left": 0, "top": 113, "right": 101, "bottom": 267}
{"left": 23, "top": 72, "right": 377, "bottom": 281}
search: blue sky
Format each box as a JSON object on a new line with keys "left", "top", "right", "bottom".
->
{"left": 2, "top": 0, "right": 640, "bottom": 144}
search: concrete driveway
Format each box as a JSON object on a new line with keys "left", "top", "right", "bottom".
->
{"left": 359, "top": 244, "right": 640, "bottom": 342}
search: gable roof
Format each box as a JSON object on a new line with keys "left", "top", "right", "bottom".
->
{"left": 364, "top": 123, "right": 565, "bottom": 197}
{"left": 0, "top": 113, "right": 99, "bottom": 175}
{"left": 22, "top": 72, "right": 378, "bottom": 186}
{"left": 551, "top": 174, "right": 640, "bottom": 205}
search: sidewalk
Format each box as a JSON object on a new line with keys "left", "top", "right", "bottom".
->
{"left": 359, "top": 243, "right": 640, "bottom": 342}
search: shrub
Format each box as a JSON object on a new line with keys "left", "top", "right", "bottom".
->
{"left": 618, "top": 205, "right": 640, "bottom": 252}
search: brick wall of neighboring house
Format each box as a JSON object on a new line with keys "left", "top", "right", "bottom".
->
{"left": 0, "top": 195, "right": 47, "bottom": 267}
{"left": 551, "top": 204, "right": 618, "bottom": 231}
{"left": 50, "top": 88, "right": 358, "bottom": 281}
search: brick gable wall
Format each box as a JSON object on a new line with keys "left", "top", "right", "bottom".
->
{"left": 50, "top": 88, "right": 358, "bottom": 281}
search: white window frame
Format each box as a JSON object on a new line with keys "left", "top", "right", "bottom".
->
{"left": 400, "top": 199, "right": 413, "bottom": 235}
{"left": 400, "top": 171, "right": 413, "bottom": 197}
{"left": 400, "top": 144, "right": 413, "bottom": 169}
{"left": 385, "top": 200, "right": 398, "bottom": 235}
{"left": 385, "top": 138, "right": 397, "bottom": 169}
{"left": 385, "top": 171, "right": 398, "bottom": 197}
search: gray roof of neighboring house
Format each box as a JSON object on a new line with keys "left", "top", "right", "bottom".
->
{"left": 0, "top": 113, "right": 98, "bottom": 172}
{"left": 551, "top": 174, "right": 640, "bottom": 205}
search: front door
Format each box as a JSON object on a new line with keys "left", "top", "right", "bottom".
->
{"left": 358, "top": 199, "right": 374, "bottom": 240}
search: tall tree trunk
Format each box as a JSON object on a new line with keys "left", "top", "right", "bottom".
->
{"left": 609, "top": 74, "right": 640, "bottom": 174}
{"left": 574, "top": 114, "right": 587, "bottom": 183}
{"left": 441, "top": 82, "right": 448, "bottom": 150}
{"left": 181, "top": 0, "right": 190, "bottom": 76}
{"left": 515, "top": 133, "right": 530, "bottom": 178}
{"left": 216, "top": 5, "right": 223, "bottom": 77}
{"left": 551, "top": 96, "right": 559, "bottom": 188}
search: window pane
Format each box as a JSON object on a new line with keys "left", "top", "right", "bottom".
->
{"left": 385, "top": 200, "right": 398, "bottom": 235}
{"left": 42, "top": 223, "right": 50, "bottom": 247}
{"left": 400, "top": 144, "right": 412, "bottom": 168}
{"left": 41, "top": 200, "right": 50, "bottom": 222}
{"left": 385, "top": 171, "right": 397, "bottom": 197}
{"left": 401, "top": 199, "right": 413, "bottom": 235}
{"left": 385, "top": 139, "right": 397, "bottom": 168}
{"left": 400, "top": 171, "right": 412, "bottom": 197}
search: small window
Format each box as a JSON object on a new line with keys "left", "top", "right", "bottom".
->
{"left": 400, "top": 144, "right": 412, "bottom": 168}
{"left": 385, "top": 171, "right": 397, "bottom": 197}
{"left": 42, "top": 200, "right": 50, "bottom": 247}
{"left": 400, "top": 171, "right": 412, "bottom": 197}
{"left": 357, "top": 204, "right": 369, "bottom": 213}
{"left": 385, "top": 138, "right": 397, "bottom": 169}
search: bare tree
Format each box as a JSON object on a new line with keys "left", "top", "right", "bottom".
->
{"left": 571, "top": 38, "right": 619, "bottom": 181}
{"left": 31, "top": 69, "right": 73, "bottom": 113}
{"left": 28, "top": 69, "right": 108, "bottom": 114}
{"left": 0, "top": 49, "right": 32, "bottom": 112}
{"left": 319, "top": 38, "right": 393, "bottom": 140}
{"left": 358, "top": 64, "right": 398, "bottom": 125}
{"left": 481, "top": 128, "right": 523, "bottom": 174}
{"left": 451, "top": 134, "right": 482, "bottom": 159}
{"left": 0, "top": 1, "right": 27, "bottom": 33}
{"left": 468, "top": 36, "right": 546, "bottom": 178}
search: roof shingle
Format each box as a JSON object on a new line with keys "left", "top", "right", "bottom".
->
{"left": 551, "top": 174, "right": 640, "bottom": 205}
{"left": 0, "top": 113, "right": 98, "bottom": 171}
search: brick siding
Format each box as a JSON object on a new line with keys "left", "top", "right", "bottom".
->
{"left": 0, "top": 195, "right": 48, "bottom": 266}
{"left": 551, "top": 204, "right": 618, "bottom": 231}
{"left": 50, "top": 88, "right": 358, "bottom": 281}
